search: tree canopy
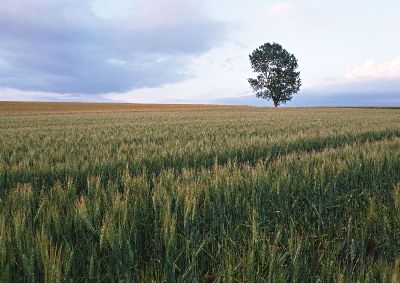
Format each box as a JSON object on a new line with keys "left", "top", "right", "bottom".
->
{"left": 248, "top": 43, "right": 301, "bottom": 107}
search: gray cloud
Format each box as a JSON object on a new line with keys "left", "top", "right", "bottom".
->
{"left": 0, "top": 0, "right": 227, "bottom": 94}
{"left": 293, "top": 79, "right": 400, "bottom": 106}
{"left": 213, "top": 92, "right": 400, "bottom": 107}
{"left": 212, "top": 79, "right": 400, "bottom": 107}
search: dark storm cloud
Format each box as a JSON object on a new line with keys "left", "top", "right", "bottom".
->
{"left": 0, "top": 1, "right": 227, "bottom": 94}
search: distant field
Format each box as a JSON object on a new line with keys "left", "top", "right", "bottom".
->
{"left": 1, "top": 104, "right": 400, "bottom": 281}
{"left": 0, "top": 101, "right": 249, "bottom": 114}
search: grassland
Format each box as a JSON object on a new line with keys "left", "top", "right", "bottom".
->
{"left": 1, "top": 102, "right": 400, "bottom": 282}
{"left": 0, "top": 101, "right": 247, "bottom": 114}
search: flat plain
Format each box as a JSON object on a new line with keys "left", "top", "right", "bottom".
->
{"left": 1, "top": 102, "right": 400, "bottom": 282}
{"left": 0, "top": 101, "right": 248, "bottom": 114}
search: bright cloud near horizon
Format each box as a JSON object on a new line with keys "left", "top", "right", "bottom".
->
{"left": 0, "top": 0, "right": 399, "bottom": 106}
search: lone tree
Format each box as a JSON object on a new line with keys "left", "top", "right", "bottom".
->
{"left": 248, "top": 42, "right": 301, "bottom": 107}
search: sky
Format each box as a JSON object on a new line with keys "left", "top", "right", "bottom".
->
{"left": 0, "top": 0, "right": 399, "bottom": 106}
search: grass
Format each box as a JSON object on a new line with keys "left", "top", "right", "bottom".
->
{"left": 1, "top": 102, "right": 400, "bottom": 282}
{"left": 0, "top": 101, "right": 248, "bottom": 114}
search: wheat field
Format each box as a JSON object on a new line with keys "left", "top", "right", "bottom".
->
{"left": 1, "top": 103, "right": 400, "bottom": 282}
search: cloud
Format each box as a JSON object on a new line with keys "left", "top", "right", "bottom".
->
{"left": 305, "top": 56, "right": 400, "bottom": 93}
{"left": 267, "top": 3, "right": 297, "bottom": 15}
{"left": 0, "top": 0, "right": 227, "bottom": 95}
{"left": 346, "top": 57, "right": 400, "bottom": 81}
{"left": 0, "top": 87, "right": 109, "bottom": 102}
{"left": 292, "top": 58, "right": 400, "bottom": 107}
{"left": 91, "top": 0, "right": 203, "bottom": 29}
{"left": 104, "top": 42, "right": 252, "bottom": 103}
{"left": 211, "top": 90, "right": 400, "bottom": 107}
